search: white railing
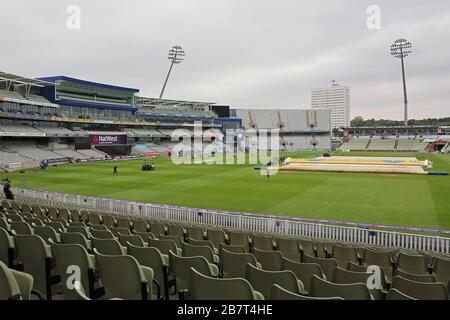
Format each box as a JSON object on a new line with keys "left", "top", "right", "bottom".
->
{"left": 16, "top": 188, "right": 450, "bottom": 255}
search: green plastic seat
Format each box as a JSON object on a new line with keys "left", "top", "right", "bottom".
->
{"left": 219, "top": 243, "right": 246, "bottom": 254}
{"left": 396, "top": 252, "right": 429, "bottom": 274}
{"left": 24, "top": 218, "right": 44, "bottom": 227}
{"left": 91, "top": 237, "right": 125, "bottom": 255}
{"left": 206, "top": 228, "right": 228, "bottom": 249}
{"left": 298, "top": 239, "right": 316, "bottom": 258}
{"left": 20, "top": 212, "right": 34, "bottom": 219}
{"left": 70, "top": 210, "right": 82, "bottom": 222}
{"left": 45, "top": 221, "right": 67, "bottom": 233}
{"left": 346, "top": 262, "right": 388, "bottom": 290}
{"left": 6, "top": 215, "right": 24, "bottom": 223}
{"left": 149, "top": 222, "right": 166, "bottom": 237}
{"left": 189, "top": 239, "right": 218, "bottom": 254}
{"left": 245, "top": 263, "right": 304, "bottom": 298}
{"left": 34, "top": 226, "right": 61, "bottom": 244}
{"left": 386, "top": 288, "right": 417, "bottom": 300}
{"left": 0, "top": 227, "right": 15, "bottom": 267}
{"left": 149, "top": 238, "right": 182, "bottom": 257}
{"left": 332, "top": 267, "right": 385, "bottom": 300}
{"left": 94, "top": 249, "right": 154, "bottom": 300}
{"left": 88, "top": 212, "right": 102, "bottom": 226}
{"left": 167, "top": 224, "right": 186, "bottom": 240}
{"left": 170, "top": 251, "right": 219, "bottom": 294}
{"left": 303, "top": 254, "right": 338, "bottom": 281}
{"left": 50, "top": 241, "right": 99, "bottom": 300}
{"left": 47, "top": 207, "right": 59, "bottom": 220}
{"left": 252, "top": 235, "right": 275, "bottom": 251}
{"left": 282, "top": 258, "right": 324, "bottom": 293}
{"left": 0, "top": 261, "right": 34, "bottom": 300}
{"left": 133, "top": 231, "right": 155, "bottom": 242}
{"left": 14, "top": 234, "right": 60, "bottom": 300}
{"left": 102, "top": 216, "right": 116, "bottom": 229}
{"left": 391, "top": 275, "right": 449, "bottom": 300}
{"left": 432, "top": 257, "right": 450, "bottom": 284}
{"left": 253, "top": 248, "right": 283, "bottom": 271}
{"left": 0, "top": 218, "right": 10, "bottom": 231}
{"left": 90, "top": 224, "right": 108, "bottom": 231}
{"left": 61, "top": 232, "right": 92, "bottom": 251}
{"left": 20, "top": 204, "right": 32, "bottom": 213}
{"left": 159, "top": 234, "right": 184, "bottom": 249}
{"left": 394, "top": 268, "right": 436, "bottom": 283}
{"left": 276, "top": 238, "right": 301, "bottom": 262}
{"left": 183, "top": 242, "right": 219, "bottom": 264}
{"left": 269, "top": 284, "right": 344, "bottom": 300}
{"left": 116, "top": 217, "right": 132, "bottom": 230}
{"left": 310, "top": 275, "right": 372, "bottom": 300}
{"left": 91, "top": 229, "right": 115, "bottom": 239}
{"left": 221, "top": 249, "right": 260, "bottom": 278}
{"left": 10, "top": 221, "right": 34, "bottom": 235}
{"left": 132, "top": 220, "right": 149, "bottom": 233}
{"left": 111, "top": 228, "right": 131, "bottom": 237}
{"left": 10, "top": 203, "right": 21, "bottom": 212}
{"left": 127, "top": 243, "right": 169, "bottom": 300}
{"left": 189, "top": 267, "right": 264, "bottom": 300}
{"left": 67, "top": 226, "right": 91, "bottom": 239}
{"left": 362, "top": 249, "right": 394, "bottom": 283}
{"left": 332, "top": 245, "right": 360, "bottom": 268}
{"left": 186, "top": 226, "right": 205, "bottom": 241}
{"left": 118, "top": 234, "right": 146, "bottom": 247}
{"left": 58, "top": 209, "right": 71, "bottom": 223}
{"left": 227, "top": 231, "right": 250, "bottom": 251}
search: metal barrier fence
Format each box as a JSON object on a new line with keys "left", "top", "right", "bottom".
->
{"left": 17, "top": 188, "right": 450, "bottom": 255}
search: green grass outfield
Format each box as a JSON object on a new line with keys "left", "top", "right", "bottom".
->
{"left": 2, "top": 151, "right": 450, "bottom": 231}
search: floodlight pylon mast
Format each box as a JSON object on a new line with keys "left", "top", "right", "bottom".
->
{"left": 391, "top": 39, "right": 413, "bottom": 126}
{"left": 159, "top": 45, "right": 185, "bottom": 99}
{"left": 400, "top": 46, "right": 408, "bottom": 126}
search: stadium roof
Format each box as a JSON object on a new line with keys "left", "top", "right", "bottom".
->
{"left": 342, "top": 125, "right": 440, "bottom": 129}
{"left": 0, "top": 71, "right": 55, "bottom": 88}
{"left": 136, "top": 96, "right": 215, "bottom": 108}
{"left": 37, "top": 76, "right": 139, "bottom": 93}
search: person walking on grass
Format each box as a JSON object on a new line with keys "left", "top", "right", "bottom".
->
{"left": 113, "top": 165, "right": 118, "bottom": 175}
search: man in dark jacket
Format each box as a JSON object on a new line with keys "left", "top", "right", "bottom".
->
{"left": 3, "top": 178, "right": 15, "bottom": 200}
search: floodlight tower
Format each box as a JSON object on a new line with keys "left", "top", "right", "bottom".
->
{"left": 390, "top": 39, "right": 413, "bottom": 126}
{"left": 159, "top": 45, "right": 185, "bottom": 99}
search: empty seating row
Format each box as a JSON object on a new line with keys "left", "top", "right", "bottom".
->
{"left": 338, "top": 139, "right": 370, "bottom": 151}
{"left": 367, "top": 139, "right": 396, "bottom": 151}
{"left": 1, "top": 198, "right": 450, "bottom": 300}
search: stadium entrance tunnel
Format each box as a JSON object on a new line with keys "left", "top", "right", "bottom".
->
{"left": 95, "top": 145, "right": 132, "bottom": 156}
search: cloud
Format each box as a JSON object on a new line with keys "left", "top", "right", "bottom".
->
{"left": 0, "top": 0, "right": 449, "bottom": 119}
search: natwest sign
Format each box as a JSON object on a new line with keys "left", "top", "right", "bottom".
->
{"left": 90, "top": 134, "right": 126, "bottom": 145}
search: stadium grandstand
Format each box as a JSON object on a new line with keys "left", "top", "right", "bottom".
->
{"left": 342, "top": 125, "right": 442, "bottom": 138}
{"left": 337, "top": 125, "right": 450, "bottom": 152}
{"left": 233, "top": 108, "right": 331, "bottom": 151}
{"left": 337, "top": 137, "right": 434, "bottom": 152}
{"left": 136, "top": 97, "right": 218, "bottom": 123}
{"left": 0, "top": 70, "right": 226, "bottom": 171}
{"left": 1, "top": 193, "right": 450, "bottom": 301}
{"left": 337, "top": 138, "right": 371, "bottom": 151}
{"left": 1, "top": 68, "right": 336, "bottom": 171}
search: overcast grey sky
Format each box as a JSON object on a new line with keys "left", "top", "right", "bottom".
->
{"left": 1, "top": 0, "right": 449, "bottom": 120}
